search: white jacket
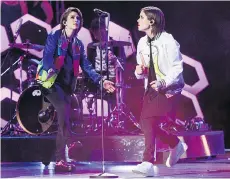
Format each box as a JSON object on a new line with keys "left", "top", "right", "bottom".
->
{"left": 135, "top": 32, "right": 184, "bottom": 95}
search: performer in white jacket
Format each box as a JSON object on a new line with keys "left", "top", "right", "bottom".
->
{"left": 135, "top": 32, "right": 185, "bottom": 95}
{"left": 132, "top": 6, "right": 188, "bottom": 177}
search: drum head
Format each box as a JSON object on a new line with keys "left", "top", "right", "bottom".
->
{"left": 16, "top": 85, "right": 55, "bottom": 135}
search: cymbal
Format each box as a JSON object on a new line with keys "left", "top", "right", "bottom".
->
{"left": 9, "top": 42, "right": 44, "bottom": 51}
{"left": 90, "top": 40, "right": 131, "bottom": 48}
{"left": 29, "top": 58, "right": 40, "bottom": 65}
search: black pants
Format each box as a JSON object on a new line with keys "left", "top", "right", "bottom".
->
{"left": 140, "top": 90, "right": 181, "bottom": 163}
{"left": 140, "top": 116, "right": 179, "bottom": 163}
{"left": 44, "top": 84, "right": 72, "bottom": 161}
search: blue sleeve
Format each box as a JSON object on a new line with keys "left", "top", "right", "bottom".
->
{"left": 42, "top": 31, "right": 57, "bottom": 71}
{"left": 80, "top": 41, "right": 101, "bottom": 84}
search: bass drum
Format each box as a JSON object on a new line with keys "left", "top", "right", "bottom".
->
{"left": 16, "top": 85, "right": 83, "bottom": 135}
{"left": 16, "top": 85, "right": 55, "bottom": 135}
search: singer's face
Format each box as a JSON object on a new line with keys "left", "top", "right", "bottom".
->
{"left": 137, "top": 10, "right": 151, "bottom": 32}
{"left": 65, "top": 11, "right": 81, "bottom": 31}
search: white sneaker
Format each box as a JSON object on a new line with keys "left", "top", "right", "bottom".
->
{"left": 132, "top": 161, "right": 155, "bottom": 177}
{"left": 166, "top": 141, "right": 188, "bottom": 167}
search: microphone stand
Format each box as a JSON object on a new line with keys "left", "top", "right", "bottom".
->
{"left": 90, "top": 13, "right": 118, "bottom": 179}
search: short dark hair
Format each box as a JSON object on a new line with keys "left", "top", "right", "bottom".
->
{"left": 90, "top": 18, "right": 106, "bottom": 32}
{"left": 141, "top": 6, "right": 165, "bottom": 36}
{"left": 60, "top": 7, "right": 83, "bottom": 32}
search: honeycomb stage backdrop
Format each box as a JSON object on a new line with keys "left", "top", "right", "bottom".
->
{"left": 1, "top": 1, "right": 230, "bottom": 148}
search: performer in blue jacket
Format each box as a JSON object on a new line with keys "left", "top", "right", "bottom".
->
{"left": 37, "top": 7, "right": 115, "bottom": 172}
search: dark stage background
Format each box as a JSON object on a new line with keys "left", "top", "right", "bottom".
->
{"left": 1, "top": 1, "right": 230, "bottom": 148}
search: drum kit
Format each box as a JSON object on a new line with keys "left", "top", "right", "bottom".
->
{"left": 1, "top": 39, "right": 141, "bottom": 136}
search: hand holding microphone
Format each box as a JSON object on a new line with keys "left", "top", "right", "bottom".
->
{"left": 135, "top": 64, "right": 148, "bottom": 75}
{"left": 136, "top": 52, "right": 149, "bottom": 75}
{"left": 136, "top": 64, "right": 144, "bottom": 75}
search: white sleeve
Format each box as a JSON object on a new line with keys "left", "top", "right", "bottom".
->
{"left": 162, "top": 40, "right": 183, "bottom": 87}
{"left": 135, "top": 40, "right": 145, "bottom": 79}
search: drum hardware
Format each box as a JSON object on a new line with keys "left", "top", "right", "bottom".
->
{"left": 70, "top": 92, "right": 100, "bottom": 135}
{"left": 69, "top": 93, "right": 85, "bottom": 134}
{"left": 8, "top": 41, "right": 44, "bottom": 51}
{"left": 77, "top": 38, "right": 140, "bottom": 134}
{"left": 15, "top": 86, "right": 83, "bottom": 135}
{"left": 27, "top": 58, "right": 40, "bottom": 86}
{"left": 28, "top": 58, "right": 40, "bottom": 65}
{"left": 15, "top": 85, "right": 55, "bottom": 135}
{"left": 27, "top": 64, "right": 38, "bottom": 87}
{"left": 85, "top": 93, "right": 97, "bottom": 133}
{"left": 85, "top": 93, "right": 95, "bottom": 114}
{"left": 105, "top": 58, "right": 141, "bottom": 133}
{"left": 38, "top": 105, "right": 55, "bottom": 123}
{"left": 1, "top": 36, "right": 140, "bottom": 136}
{"left": 1, "top": 40, "right": 44, "bottom": 136}
{"left": 89, "top": 39, "right": 140, "bottom": 134}
{"left": 88, "top": 40, "right": 131, "bottom": 48}
{"left": 84, "top": 93, "right": 108, "bottom": 134}
{"left": 1, "top": 40, "right": 34, "bottom": 136}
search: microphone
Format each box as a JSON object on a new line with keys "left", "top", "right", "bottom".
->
{"left": 93, "top": 8, "right": 109, "bottom": 17}
{"left": 104, "top": 15, "right": 110, "bottom": 31}
{"left": 14, "top": 18, "right": 23, "bottom": 39}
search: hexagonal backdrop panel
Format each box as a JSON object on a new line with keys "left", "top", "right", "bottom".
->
{"left": 1, "top": 25, "right": 10, "bottom": 53}
{"left": 176, "top": 90, "right": 204, "bottom": 121}
{"left": 10, "top": 14, "right": 52, "bottom": 58}
{"left": 1, "top": 87, "right": 20, "bottom": 128}
{"left": 14, "top": 68, "right": 27, "bottom": 82}
{"left": 183, "top": 63, "right": 199, "bottom": 86}
{"left": 182, "top": 54, "right": 209, "bottom": 95}
{"left": 108, "top": 21, "right": 136, "bottom": 58}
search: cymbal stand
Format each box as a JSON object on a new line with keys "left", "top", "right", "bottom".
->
{"left": 106, "top": 58, "right": 141, "bottom": 133}
{"left": 18, "top": 50, "right": 29, "bottom": 93}
{"left": 1, "top": 47, "right": 29, "bottom": 136}
{"left": 1, "top": 22, "right": 18, "bottom": 135}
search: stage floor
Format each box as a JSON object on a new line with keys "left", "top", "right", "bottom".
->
{"left": 1, "top": 153, "right": 230, "bottom": 178}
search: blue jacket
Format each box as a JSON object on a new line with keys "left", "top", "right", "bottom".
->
{"left": 40, "top": 29, "right": 101, "bottom": 91}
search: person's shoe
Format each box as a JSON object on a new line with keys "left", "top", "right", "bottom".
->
{"left": 55, "top": 160, "right": 75, "bottom": 172}
{"left": 132, "top": 161, "right": 155, "bottom": 177}
{"left": 166, "top": 141, "right": 188, "bottom": 167}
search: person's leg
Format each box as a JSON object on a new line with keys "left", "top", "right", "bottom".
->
{"left": 154, "top": 116, "right": 188, "bottom": 167}
{"left": 44, "top": 85, "right": 77, "bottom": 172}
{"left": 140, "top": 116, "right": 180, "bottom": 163}
{"left": 44, "top": 85, "right": 72, "bottom": 161}
{"left": 132, "top": 117, "right": 156, "bottom": 177}
{"left": 140, "top": 117, "right": 156, "bottom": 163}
